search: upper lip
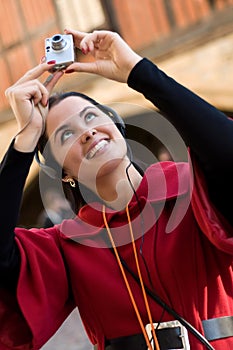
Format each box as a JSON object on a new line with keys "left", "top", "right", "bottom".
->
{"left": 85, "top": 138, "right": 109, "bottom": 159}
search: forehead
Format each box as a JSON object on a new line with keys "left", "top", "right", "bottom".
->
{"left": 46, "top": 96, "right": 96, "bottom": 134}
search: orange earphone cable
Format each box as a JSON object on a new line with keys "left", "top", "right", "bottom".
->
{"left": 102, "top": 205, "right": 160, "bottom": 350}
{"left": 126, "top": 205, "right": 160, "bottom": 350}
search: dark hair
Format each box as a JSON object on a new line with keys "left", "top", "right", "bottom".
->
{"left": 37, "top": 91, "right": 126, "bottom": 213}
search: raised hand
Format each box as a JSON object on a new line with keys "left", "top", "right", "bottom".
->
{"left": 5, "top": 63, "right": 63, "bottom": 151}
{"left": 64, "top": 29, "right": 142, "bottom": 83}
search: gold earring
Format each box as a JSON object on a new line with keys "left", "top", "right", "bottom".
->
{"left": 63, "top": 177, "right": 76, "bottom": 188}
{"left": 70, "top": 179, "right": 76, "bottom": 188}
{"left": 68, "top": 178, "right": 76, "bottom": 188}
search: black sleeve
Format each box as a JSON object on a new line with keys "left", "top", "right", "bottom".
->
{"left": 127, "top": 58, "right": 233, "bottom": 224}
{"left": 0, "top": 140, "right": 35, "bottom": 288}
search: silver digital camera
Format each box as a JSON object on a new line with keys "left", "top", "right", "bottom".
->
{"left": 45, "top": 34, "right": 75, "bottom": 71}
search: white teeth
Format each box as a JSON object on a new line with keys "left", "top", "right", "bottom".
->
{"left": 86, "top": 140, "right": 108, "bottom": 159}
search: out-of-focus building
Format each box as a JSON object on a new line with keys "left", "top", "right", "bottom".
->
{"left": 0, "top": 0, "right": 233, "bottom": 222}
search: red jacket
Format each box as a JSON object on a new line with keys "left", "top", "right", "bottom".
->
{"left": 0, "top": 159, "right": 232, "bottom": 350}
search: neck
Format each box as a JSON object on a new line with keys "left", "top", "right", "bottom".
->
{"left": 95, "top": 160, "right": 142, "bottom": 211}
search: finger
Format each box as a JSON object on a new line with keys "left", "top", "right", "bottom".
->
{"left": 79, "top": 31, "right": 114, "bottom": 53}
{"left": 24, "top": 80, "right": 50, "bottom": 107}
{"left": 65, "top": 29, "right": 108, "bottom": 53}
{"left": 64, "top": 28, "right": 87, "bottom": 40}
{"left": 32, "top": 89, "right": 43, "bottom": 106}
{"left": 65, "top": 62, "right": 98, "bottom": 75}
{"left": 27, "top": 80, "right": 49, "bottom": 107}
{"left": 40, "top": 56, "right": 46, "bottom": 64}
{"left": 6, "top": 79, "right": 46, "bottom": 103}
{"left": 80, "top": 32, "right": 99, "bottom": 52}
{"left": 64, "top": 28, "right": 87, "bottom": 48}
{"left": 13, "top": 62, "right": 57, "bottom": 87}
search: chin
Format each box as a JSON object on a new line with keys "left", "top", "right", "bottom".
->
{"left": 96, "top": 157, "right": 126, "bottom": 178}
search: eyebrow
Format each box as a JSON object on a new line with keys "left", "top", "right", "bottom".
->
{"left": 54, "top": 106, "right": 97, "bottom": 142}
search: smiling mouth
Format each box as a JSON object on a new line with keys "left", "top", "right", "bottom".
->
{"left": 86, "top": 139, "right": 109, "bottom": 160}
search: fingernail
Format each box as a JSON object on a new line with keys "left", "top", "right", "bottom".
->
{"left": 65, "top": 69, "right": 74, "bottom": 74}
{"left": 40, "top": 55, "right": 46, "bottom": 63}
{"left": 82, "top": 48, "right": 87, "bottom": 55}
{"left": 47, "top": 60, "right": 56, "bottom": 65}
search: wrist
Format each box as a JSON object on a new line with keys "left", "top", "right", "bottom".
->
{"left": 14, "top": 129, "right": 41, "bottom": 152}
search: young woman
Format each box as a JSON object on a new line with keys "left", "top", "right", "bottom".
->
{"left": 1, "top": 29, "right": 233, "bottom": 350}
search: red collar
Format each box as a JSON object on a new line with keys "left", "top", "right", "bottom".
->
{"left": 59, "top": 162, "right": 191, "bottom": 245}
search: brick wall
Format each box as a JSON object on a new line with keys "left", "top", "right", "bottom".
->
{"left": 111, "top": 0, "right": 233, "bottom": 49}
{"left": 0, "top": 0, "right": 59, "bottom": 113}
{"left": 1, "top": 0, "right": 233, "bottom": 116}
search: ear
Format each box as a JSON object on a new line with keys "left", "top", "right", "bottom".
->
{"left": 62, "top": 175, "right": 72, "bottom": 183}
{"left": 62, "top": 175, "right": 76, "bottom": 188}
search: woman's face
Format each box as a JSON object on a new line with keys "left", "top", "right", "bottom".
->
{"left": 46, "top": 96, "right": 128, "bottom": 185}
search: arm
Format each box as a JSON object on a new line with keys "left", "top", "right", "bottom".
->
{"left": 0, "top": 142, "right": 34, "bottom": 288}
{"left": 127, "top": 59, "right": 233, "bottom": 225}
{"left": 127, "top": 58, "right": 233, "bottom": 168}
{"left": 1, "top": 63, "right": 63, "bottom": 288}
{"left": 63, "top": 29, "right": 233, "bottom": 224}
{"left": 65, "top": 29, "right": 233, "bottom": 169}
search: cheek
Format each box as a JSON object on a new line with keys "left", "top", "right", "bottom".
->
{"left": 63, "top": 146, "right": 83, "bottom": 174}
{"left": 111, "top": 135, "right": 127, "bottom": 156}
{"left": 50, "top": 141, "right": 82, "bottom": 175}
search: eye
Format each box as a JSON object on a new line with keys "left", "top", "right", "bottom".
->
{"left": 85, "top": 112, "right": 97, "bottom": 123}
{"left": 61, "top": 130, "right": 74, "bottom": 143}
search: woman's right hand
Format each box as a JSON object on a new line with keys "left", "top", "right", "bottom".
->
{"left": 5, "top": 63, "right": 63, "bottom": 152}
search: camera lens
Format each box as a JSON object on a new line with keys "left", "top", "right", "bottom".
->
{"left": 51, "top": 34, "right": 66, "bottom": 50}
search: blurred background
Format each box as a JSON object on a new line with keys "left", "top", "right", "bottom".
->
{"left": 0, "top": 0, "right": 233, "bottom": 348}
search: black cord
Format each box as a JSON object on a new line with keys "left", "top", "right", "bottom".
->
{"left": 119, "top": 254, "right": 214, "bottom": 350}
{"left": 124, "top": 144, "right": 214, "bottom": 350}
{"left": 125, "top": 144, "right": 157, "bottom": 289}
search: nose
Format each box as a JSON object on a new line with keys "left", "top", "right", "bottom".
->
{"left": 81, "top": 129, "right": 97, "bottom": 143}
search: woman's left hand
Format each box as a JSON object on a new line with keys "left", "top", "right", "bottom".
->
{"left": 5, "top": 63, "right": 63, "bottom": 152}
{"left": 64, "top": 29, "right": 142, "bottom": 83}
